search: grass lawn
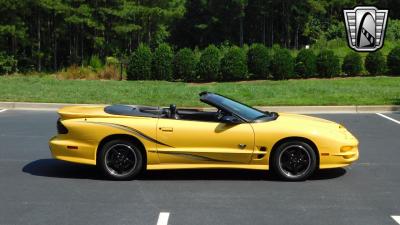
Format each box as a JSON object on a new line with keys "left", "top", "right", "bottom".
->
{"left": 0, "top": 75, "right": 399, "bottom": 106}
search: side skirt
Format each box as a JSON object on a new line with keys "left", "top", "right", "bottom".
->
{"left": 147, "top": 163, "right": 269, "bottom": 170}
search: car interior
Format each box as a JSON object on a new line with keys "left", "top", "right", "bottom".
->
{"left": 104, "top": 104, "right": 228, "bottom": 123}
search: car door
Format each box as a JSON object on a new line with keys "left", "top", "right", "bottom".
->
{"left": 156, "top": 117, "right": 254, "bottom": 164}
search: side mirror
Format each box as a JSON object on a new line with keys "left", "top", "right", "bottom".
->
{"left": 220, "top": 115, "right": 241, "bottom": 124}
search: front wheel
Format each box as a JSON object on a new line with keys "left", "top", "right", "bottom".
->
{"left": 272, "top": 141, "right": 317, "bottom": 181}
{"left": 99, "top": 139, "right": 144, "bottom": 180}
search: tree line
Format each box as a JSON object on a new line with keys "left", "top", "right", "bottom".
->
{"left": 0, "top": 0, "right": 399, "bottom": 73}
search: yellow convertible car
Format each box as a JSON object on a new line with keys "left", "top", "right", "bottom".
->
{"left": 49, "top": 92, "right": 359, "bottom": 181}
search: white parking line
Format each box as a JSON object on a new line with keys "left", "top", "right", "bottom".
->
{"left": 156, "top": 212, "right": 170, "bottom": 225}
{"left": 376, "top": 113, "right": 400, "bottom": 125}
{"left": 392, "top": 215, "right": 400, "bottom": 224}
{"left": 0, "top": 109, "right": 7, "bottom": 113}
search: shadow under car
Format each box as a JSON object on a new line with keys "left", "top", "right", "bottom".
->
{"left": 23, "top": 158, "right": 346, "bottom": 181}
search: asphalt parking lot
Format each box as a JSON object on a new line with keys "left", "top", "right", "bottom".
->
{"left": 0, "top": 109, "right": 399, "bottom": 225}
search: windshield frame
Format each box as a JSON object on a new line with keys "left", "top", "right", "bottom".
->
{"left": 199, "top": 92, "right": 275, "bottom": 122}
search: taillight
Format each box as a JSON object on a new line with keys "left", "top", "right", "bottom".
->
{"left": 57, "top": 119, "right": 68, "bottom": 134}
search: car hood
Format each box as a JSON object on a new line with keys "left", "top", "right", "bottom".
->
{"left": 275, "top": 113, "right": 342, "bottom": 130}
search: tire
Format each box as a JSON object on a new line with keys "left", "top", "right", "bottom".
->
{"left": 99, "top": 139, "right": 144, "bottom": 180}
{"left": 272, "top": 141, "right": 317, "bottom": 181}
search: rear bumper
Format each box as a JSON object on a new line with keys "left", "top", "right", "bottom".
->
{"left": 49, "top": 135, "right": 97, "bottom": 165}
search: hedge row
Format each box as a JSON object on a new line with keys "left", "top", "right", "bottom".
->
{"left": 126, "top": 43, "right": 400, "bottom": 81}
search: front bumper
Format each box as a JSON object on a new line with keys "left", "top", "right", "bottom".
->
{"left": 319, "top": 136, "right": 359, "bottom": 169}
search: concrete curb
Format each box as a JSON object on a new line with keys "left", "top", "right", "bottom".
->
{"left": 257, "top": 105, "right": 400, "bottom": 113}
{"left": 0, "top": 102, "right": 399, "bottom": 113}
{"left": 0, "top": 102, "right": 93, "bottom": 111}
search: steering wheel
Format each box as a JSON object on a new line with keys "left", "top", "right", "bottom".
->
{"left": 216, "top": 109, "right": 225, "bottom": 120}
{"left": 170, "top": 104, "right": 177, "bottom": 115}
{"left": 169, "top": 104, "right": 179, "bottom": 119}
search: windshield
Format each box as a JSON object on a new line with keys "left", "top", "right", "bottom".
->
{"left": 206, "top": 94, "right": 267, "bottom": 121}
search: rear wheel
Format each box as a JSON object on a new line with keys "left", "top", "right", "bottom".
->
{"left": 272, "top": 141, "right": 317, "bottom": 181}
{"left": 99, "top": 139, "right": 144, "bottom": 180}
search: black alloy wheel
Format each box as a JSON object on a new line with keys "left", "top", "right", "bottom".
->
{"left": 99, "top": 139, "right": 144, "bottom": 180}
{"left": 272, "top": 141, "right": 317, "bottom": 181}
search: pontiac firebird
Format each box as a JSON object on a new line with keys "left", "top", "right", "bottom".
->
{"left": 49, "top": 92, "right": 359, "bottom": 181}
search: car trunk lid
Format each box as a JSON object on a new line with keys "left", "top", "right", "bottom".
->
{"left": 58, "top": 105, "right": 110, "bottom": 119}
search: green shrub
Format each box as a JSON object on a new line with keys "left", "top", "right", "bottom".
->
{"left": 0, "top": 52, "right": 17, "bottom": 75}
{"left": 106, "top": 56, "right": 119, "bottom": 66}
{"left": 152, "top": 43, "right": 174, "bottom": 81}
{"left": 219, "top": 42, "right": 232, "bottom": 57}
{"left": 271, "top": 48, "right": 294, "bottom": 80}
{"left": 385, "top": 19, "right": 400, "bottom": 41}
{"left": 365, "top": 51, "right": 386, "bottom": 75}
{"left": 197, "top": 45, "right": 221, "bottom": 81}
{"left": 88, "top": 55, "right": 103, "bottom": 71}
{"left": 342, "top": 52, "right": 363, "bottom": 76}
{"left": 295, "top": 49, "right": 316, "bottom": 78}
{"left": 174, "top": 48, "right": 197, "bottom": 81}
{"left": 127, "top": 43, "right": 152, "bottom": 80}
{"left": 56, "top": 65, "right": 97, "bottom": 80}
{"left": 221, "top": 46, "right": 248, "bottom": 81}
{"left": 98, "top": 65, "right": 120, "bottom": 80}
{"left": 247, "top": 44, "right": 271, "bottom": 79}
{"left": 387, "top": 46, "right": 400, "bottom": 75}
{"left": 316, "top": 49, "right": 340, "bottom": 77}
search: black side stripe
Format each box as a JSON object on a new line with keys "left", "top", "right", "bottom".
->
{"left": 85, "top": 121, "right": 174, "bottom": 148}
{"left": 157, "top": 151, "right": 233, "bottom": 163}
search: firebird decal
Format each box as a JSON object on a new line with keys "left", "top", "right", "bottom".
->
{"left": 85, "top": 121, "right": 174, "bottom": 148}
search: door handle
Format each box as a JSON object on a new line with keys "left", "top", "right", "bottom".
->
{"left": 159, "top": 127, "right": 173, "bottom": 132}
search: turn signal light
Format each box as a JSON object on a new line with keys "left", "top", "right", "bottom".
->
{"left": 341, "top": 146, "right": 353, "bottom": 152}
